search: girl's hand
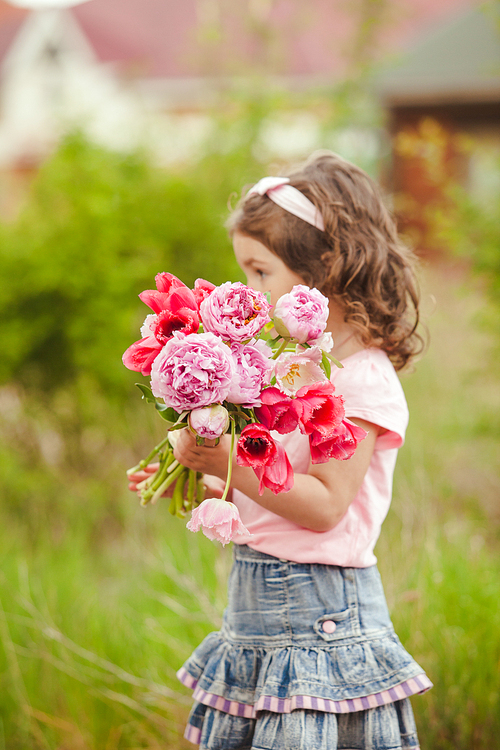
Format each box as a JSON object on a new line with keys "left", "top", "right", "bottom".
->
{"left": 128, "top": 463, "right": 159, "bottom": 494}
{"left": 202, "top": 474, "right": 226, "bottom": 499}
{"left": 173, "top": 428, "right": 231, "bottom": 481}
{"left": 128, "top": 460, "right": 226, "bottom": 500}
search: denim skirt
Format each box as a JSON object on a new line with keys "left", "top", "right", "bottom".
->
{"left": 177, "top": 545, "right": 432, "bottom": 749}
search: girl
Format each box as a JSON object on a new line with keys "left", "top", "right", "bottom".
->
{"left": 131, "top": 151, "right": 431, "bottom": 749}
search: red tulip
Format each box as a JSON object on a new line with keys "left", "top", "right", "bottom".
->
{"left": 255, "top": 440, "right": 294, "bottom": 495}
{"left": 122, "top": 336, "right": 162, "bottom": 376}
{"left": 193, "top": 278, "right": 216, "bottom": 309}
{"left": 152, "top": 306, "right": 200, "bottom": 344}
{"left": 139, "top": 284, "right": 199, "bottom": 319}
{"left": 254, "top": 387, "right": 299, "bottom": 434}
{"left": 237, "top": 424, "right": 294, "bottom": 495}
{"left": 237, "top": 423, "right": 277, "bottom": 469}
{"left": 309, "top": 418, "right": 367, "bottom": 464}
{"left": 123, "top": 274, "right": 200, "bottom": 374}
{"left": 294, "top": 381, "right": 345, "bottom": 438}
{"left": 155, "top": 272, "right": 186, "bottom": 294}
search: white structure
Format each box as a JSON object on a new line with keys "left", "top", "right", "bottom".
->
{"left": 0, "top": 7, "right": 152, "bottom": 166}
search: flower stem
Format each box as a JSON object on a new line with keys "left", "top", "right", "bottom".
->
{"left": 271, "top": 338, "right": 288, "bottom": 360}
{"left": 195, "top": 473, "right": 205, "bottom": 506}
{"left": 173, "top": 470, "right": 189, "bottom": 517}
{"left": 150, "top": 449, "right": 175, "bottom": 491}
{"left": 126, "top": 435, "right": 171, "bottom": 476}
{"left": 146, "top": 462, "right": 185, "bottom": 506}
{"left": 221, "top": 419, "right": 236, "bottom": 503}
{"left": 186, "top": 469, "right": 196, "bottom": 510}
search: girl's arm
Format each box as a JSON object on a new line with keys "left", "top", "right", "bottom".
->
{"left": 173, "top": 419, "right": 378, "bottom": 532}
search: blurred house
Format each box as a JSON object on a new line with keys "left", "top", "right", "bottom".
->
{"left": 0, "top": 0, "right": 484, "bottom": 214}
{"left": 378, "top": 5, "right": 500, "bottom": 253}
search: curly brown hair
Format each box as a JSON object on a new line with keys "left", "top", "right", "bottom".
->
{"left": 227, "top": 151, "right": 424, "bottom": 371}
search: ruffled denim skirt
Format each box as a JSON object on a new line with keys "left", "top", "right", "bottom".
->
{"left": 178, "top": 545, "right": 432, "bottom": 749}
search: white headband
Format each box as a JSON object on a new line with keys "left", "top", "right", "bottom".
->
{"left": 246, "top": 176, "right": 325, "bottom": 231}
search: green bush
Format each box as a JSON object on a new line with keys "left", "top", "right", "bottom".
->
{"left": 0, "top": 134, "right": 239, "bottom": 398}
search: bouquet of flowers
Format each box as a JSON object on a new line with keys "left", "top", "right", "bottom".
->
{"left": 123, "top": 272, "right": 366, "bottom": 544}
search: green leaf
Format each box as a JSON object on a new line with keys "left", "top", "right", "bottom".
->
{"left": 135, "top": 383, "right": 156, "bottom": 402}
{"left": 154, "top": 403, "right": 178, "bottom": 421}
{"left": 321, "top": 350, "right": 332, "bottom": 379}
{"left": 326, "top": 353, "right": 344, "bottom": 369}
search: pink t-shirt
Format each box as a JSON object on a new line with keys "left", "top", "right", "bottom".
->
{"left": 231, "top": 348, "right": 409, "bottom": 567}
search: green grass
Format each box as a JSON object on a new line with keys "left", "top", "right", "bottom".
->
{"left": 378, "top": 263, "right": 500, "bottom": 749}
{"left": 0, "top": 265, "right": 499, "bottom": 748}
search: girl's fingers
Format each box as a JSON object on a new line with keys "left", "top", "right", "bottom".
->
{"left": 128, "top": 462, "right": 162, "bottom": 492}
{"left": 127, "top": 463, "right": 160, "bottom": 482}
{"left": 203, "top": 474, "right": 226, "bottom": 498}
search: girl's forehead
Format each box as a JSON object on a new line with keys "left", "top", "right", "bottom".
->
{"left": 233, "top": 233, "right": 273, "bottom": 262}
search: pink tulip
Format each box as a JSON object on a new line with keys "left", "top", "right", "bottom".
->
{"left": 273, "top": 347, "right": 326, "bottom": 396}
{"left": 187, "top": 498, "right": 251, "bottom": 545}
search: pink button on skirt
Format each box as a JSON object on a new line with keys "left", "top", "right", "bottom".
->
{"left": 322, "top": 620, "right": 336, "bottom": 634}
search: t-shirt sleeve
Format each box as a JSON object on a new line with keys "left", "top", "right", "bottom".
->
{"left": 330, "top": 350, "right": 409, "bottom": 450}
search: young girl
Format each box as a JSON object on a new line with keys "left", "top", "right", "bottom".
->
{"left": 132, "top": 151, "right": 431, "bottom": 749}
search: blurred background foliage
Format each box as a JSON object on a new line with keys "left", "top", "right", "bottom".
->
{"left": 0, "top": 82, "right": 499, "bottom": 749}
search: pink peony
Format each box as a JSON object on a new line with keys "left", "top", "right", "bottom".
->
{"left": 187, "top": 497, "right": 252, "bottom": 545}
{"left": 254, "top": 387, "right": 299, "bottom": 434}
{"left": 273, "top": 347, "right": 327, "bottom": 396}
{"left": 200, "top": 282, "right": 271, "bottom": 343}
{"left": 236, "top": 424, "right": 294, "bottom": 495}
{"left": 150, "top": 332, "right": 234, "bottom": 411}
{"left": 188, "top": 405, "right": 230, "bottom": 440}
{"left": 273, "top": 285, "right": 329, "bottom": 343}
{"left": 226, "top": 340, "right": 272, "bottom": 407}
{"left": 309, "top": 418, "right": 368, "bottom": 464}
{"left": 294, "top": 381, "right": 345, "bottom": 439}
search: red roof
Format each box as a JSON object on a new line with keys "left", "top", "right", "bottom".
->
{"left": 0, "top": 0, "right": 480, "bottom": 79}
{"left": 0, "top": 1, "right": 27, "bottom": 61}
